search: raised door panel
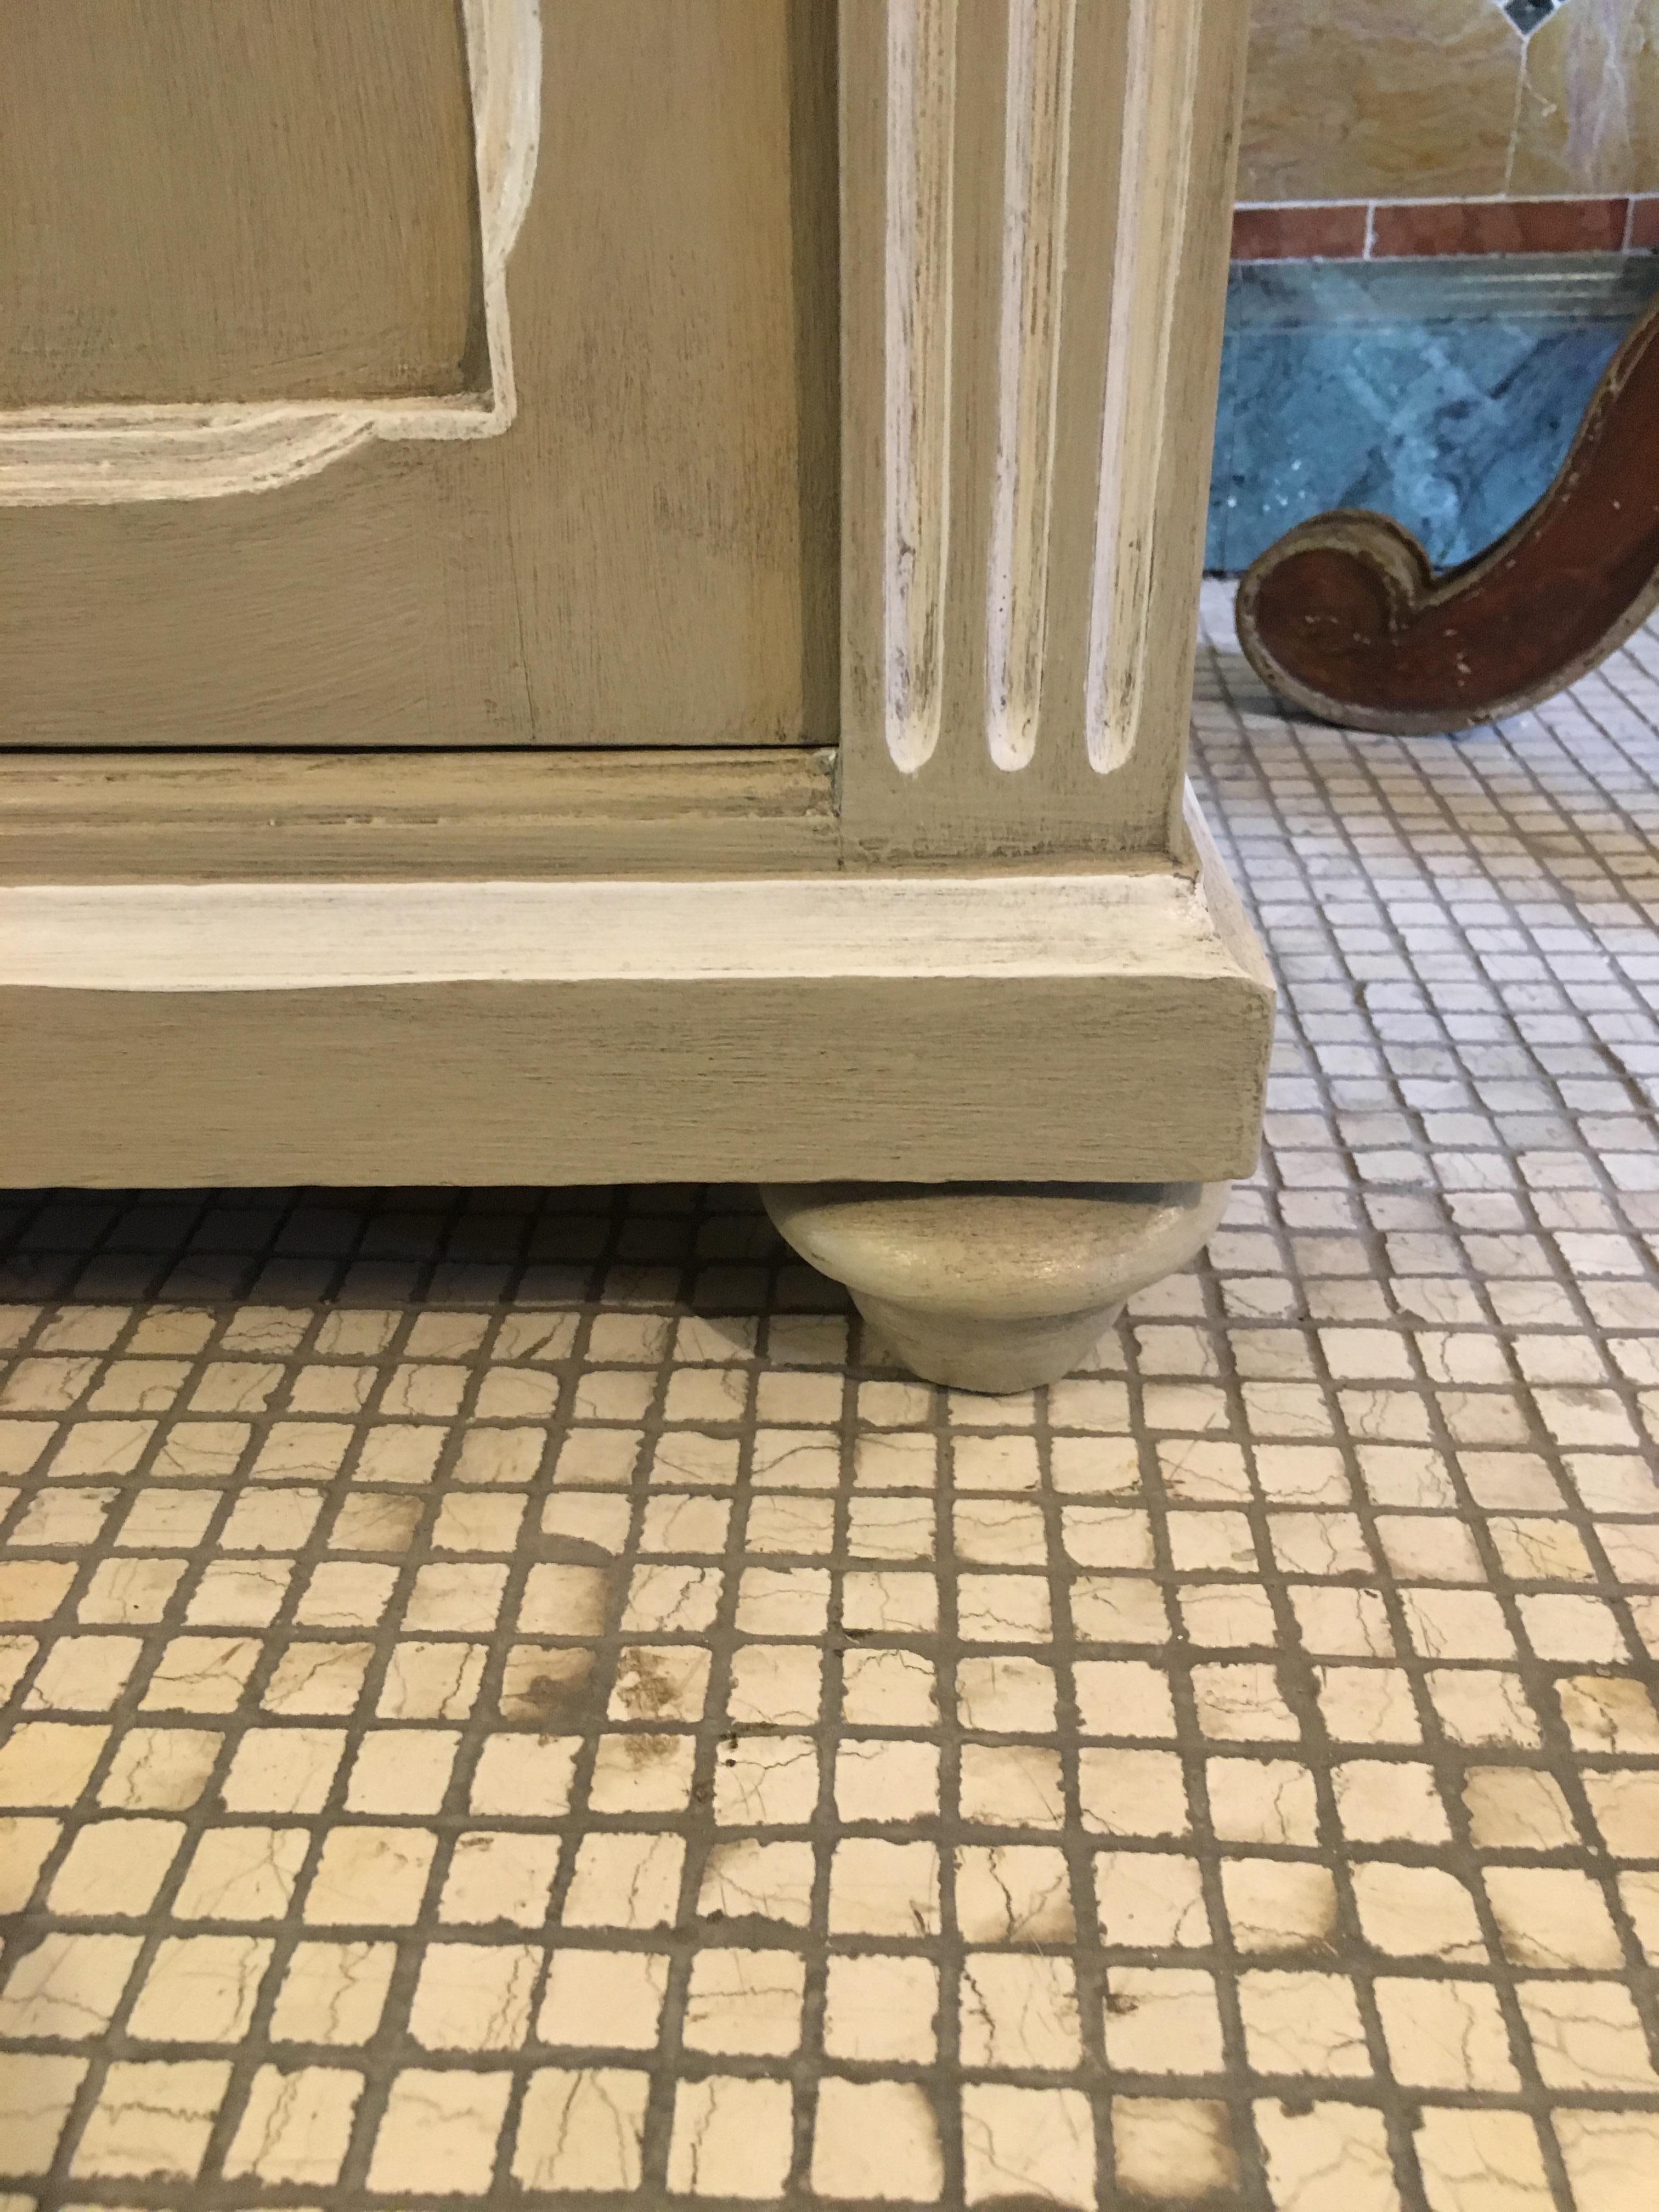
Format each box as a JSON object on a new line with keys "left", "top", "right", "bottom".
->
{"left": 0, "top": 1, "right": 838, "bottom": 750}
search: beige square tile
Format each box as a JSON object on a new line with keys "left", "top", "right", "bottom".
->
{"left": 1553, "top": 2109, "right": 1659, "bottom": 2212}
{"left": 328, "top": 1492, "right": 423, "bottom": 1552}
{"left": 1179, "top": 1583, "right": 1280, "bottom": 1650}
{"left": 1350, "top": 1862, "right": 1486, "bottom": 1962}
{"left": 842, "top": 1646, "right": 937, "bottom": 1728}
{"left": 646, "top": 1431, "right": 743, "bottom": 1488}
{"left": 957, "top": 1573, "right": 1052, "bottom": 1644}
{"left": 496, "top": 1646, "right": 594, "bottom": 1729}
{"left": 752, "top": 1428, "right": 842, "bottom": 1491}
{"left": 220, "top": 1726, "right": 346, "bottom": 1814}
{"left": 77, "top": 1557, "right": 187, "bottom": 1626}
{"left": 153, "top": 1420, "right": 252, "bottom": 1482}
{"left": 1251, "top": 2098, "right": 1399, "bottom": 2212}
{"left": 115, "top": 1488, "right": 219, "bottom": 1548}
{"left": 70, "top": 2058, "right": 229, "bottom": 2180}
{"left": 727, "top": 1644, "right": 822, "bottom": 1727}
{"left": 837, "top": 1737, "right": 940, "bottom": 1824}
{"left": 1192, "top": 1661, "right": 1302, "bottom": 1742}
{"left": 365, "top": 2068, "right": 513, "bottom": 2193}
{"left": 1069, "top": 1576, "right": 1170, "bottom": 1646}
{"left": 470, "top": 1734, "right": 579, "bottom": 1816}
{"left": 185, "top": 1558, "right": 294, "bottom": 1627}
{"left": 621, "top": 1562, "right": 721, "bottom": 1635}
{"left": 745, "top": 1494, "right": 836, "bottom": 1555}
{"left": 552, "top": 1429, "right": 641, "bottom": 1486}
{"left": 97, "top": 1726, "right": 221, "bottom": 1812}
{"left": 345, "top": 1728, "right": 459, "bottom": 1815}
{"left": 269, "top": 1940, "right": 396, "bottom": 2044}
{"left": 697, "top": 1838, "right": 817, "bottom": 1928}
{"left": 1462, "top": 1765, "right": 1579, "bottom": 1852}
{"left": 434, "top": 1492, "right": 529, "bottom": 1553}
{"left": 959, "top": 1743, "right": 1064, "bottom": 1830}
{"left": 1289, "top": 1585, "right": 1395, "bottom": 1660}
{"left": 220, "top": 1487, "right": 324, "bottom": 1553}
{"left": 842, "top": 1570, "right": 940, "bottom": 1635}
{"left": 512, "top": 2066, "right": 650, "bottom": 2193}
{"left": 8, "top": 1485, "right": 115, "bottom": 1545}
{"left": 0, "top": 2051, "right": 89, "bottom": 2177}
{"left": 1557, "top": 1672, "right": 1659, "bottom": 1753}
{"left": 1426, "top": 1667, "right": 1541, "bottom": 1748}
{"left": 403, "top": 1561, "right": 509, "bottom": 1634}
{"left": 48, "top": 1818, "right": 183, "bottom": 1915}
{"left": 637, "top": 1493, "right": 730, "bottom": 1555}
{"left": 955, "top": 1655, "right": 1057, "bottom": 1734}
{"left": 1519, "top": 1592, "right": 1629, "bottom": 1663}
{"left": 439, "top": 1831, "right": 562, "bottom": 1927}
{"left": 354, "top": 1425, "right": 447, "bottom": 1487}
{"left": 1401, "top": 1589, "right": 1515, "bottom": 1662}
{"left": 536, "top": 1493, "right": 628, "bottom": 1559}
{"left": 562, "top": 1832, "right": 685, "bottom": 1928}
{"left": 1412, "top": 2108, "right": 1552, "bottom": 2212}
{"left": 949, "top": 1434, "right": 1041, "bottom": 1491}
{"left": 1374, "top": 1975, "right": 1518, "bottom": 2090}
{"left": 1237, "top": 1971, "right": 1371, "bottom": 2080}
{"left": 171, "top": 1825, "right": 310, "bottom": 1921}
{"left": 1079, "top": 1749, "right": 1188, "bottom": 1838}
{"left": 589, "top": 1730, "right": 697, "bottom": 1814}
{"left": 293, "top": 1562, "right": 398, "bottom": 1629}
{"left": 1051, "top": 1434, "right": 1141, "bottom": 1495}
{"left": 683, "top": 1945, "right": 805, "bottom": 2056}
{"left": 454, "top": 1427, "right": 545, "bottom": 1486}
{"left": 736, "top": 1565, "right": 830, "bottom": 1637}
{"left": 0, "top": 1632, "right": 32, "bottom": 1701}
{"left": 25, "top": 1635, "right": 143, "bottom": 1713}
{"left": 1168, "top": 1508, "right": 1257, "bottom": 1574}
{"left": 811, "top": 2078, "right": 944, "bottom": 2204}
{"left": 668, "top": 2075, "right": 794, "bottom": 2198}
{"left": 1072, "top": 1658, "right": 1176, "bottom": 1739}
{"left": 1485, "top": 1866, "right": 1623, "bottom": 1968}
{"left": 408, "top": 1942, "right": 539, "bottom": 2051}
{"left": 263, "top": 1641, "right": 375, "bottom": 1717}
{"left": 713, "top": 1734, "right": 820, "bottom": 1826}
{"left": 953, "top": 1497, "right": 1048, "bottom": 1568}
{"left": 222, "top": 2064, "right": 363, "bottom": 2186}
{"left": 1094, "top": 1851, "right": 1209, "bottom": 1949}
{"left": 1221, "top": 1858, "right": 1338, "bottom": 1956}
{"left": 1516, "top": 1979, "right": 1659, "bottom": 2088}
{"left": 1207, "top": 1758, "right": 1318, "bottom": 1846}
{"left": 755, "top": 1369, "right": 842, "bottom": 1424}
{"left": 0, "top": 1814, "right": 60, "bottom": 1912}
{"left": 847, "top": 1495, "right": 935, "bottom": 1561}
{"left": 1102, "top": 1966, "right": 1223, "bottom": 2075}
{"left": 126, "top": 1934, "right": 273, "bottom": 2043}
{"left": 1156, "top": 1437, "right": 1248, "bottom": 1503}
{"left": 1271, "top": 1511, "right": 1375, "bottom": 1578}
{"left": 251, "top": 1423, "right": 356, "bottom": 1483}
{"left": 610, "top": 1644, "right": 714, "bottom": 1725}
{"left": 1316, "top": 1666, "right": 1422, "bottom": 1745}
{"left": 302, "top": 1826, "right": 436, "bottom": 1925}
{"left": 960, "top": 2083, "right": 1095, "bottom": 2208}
{"left": 959, "top": 1953, "right": 1082, "bottom": 2072}
{"left": 1333, "top": 1759, "right": 1449, "bottom": 1844}
{"left": 377, "top": 1639, "right": 488, "bottom": 1720}
{"left": 823, "top": 1954, "right": 939, "bottom": 2063}
{"left": 539, "top": 1950, "right": 668, "bottom": 2049}
{"left": 0, "top": 1720, "right": 110, "bottom": 1805}
{"left": 0, "top": 1932, "right": 143, "bottom": 2039}
{"left": 828, "top": 1838, "right": 940, "bottom": 1936}
{"left": 1581, "top": 1766, "right": 1659, "bottom": 1858}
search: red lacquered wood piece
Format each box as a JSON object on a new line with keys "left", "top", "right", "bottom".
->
{"left": 1234, "top": 294, "right": 1659, "bottom": 734}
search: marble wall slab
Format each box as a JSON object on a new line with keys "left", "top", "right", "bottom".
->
{"left": 1238, "top": 0, "right": 1659, "bottom": 204}
{"left": 1205, "top": 252, "right": 1659, "bottom": 573}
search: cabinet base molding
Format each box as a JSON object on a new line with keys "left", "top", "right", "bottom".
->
{"left": 761, "top": 1179, "right": 1231, "bottom": 1392}
{"left": 0, "top": 838, "right": 1271, "bottom": 1191}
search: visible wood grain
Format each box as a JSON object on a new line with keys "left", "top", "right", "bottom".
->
{"left": 0, "top": 0, "right": 484, "bottom": 408}
{"left": 1235, "top": 291, "right": 1659, "bottom": 735}
{"left": 0, "top": 1, "right": 837, "bottom": 750}
{"left": 0, "top": 750, "right": 838, "bottom": 883}
{"left": 839, "top": 0, "right": 1250, "bottom": 860}
{"left": 0, "top": 845, "right": 1272, "bottom": 1188}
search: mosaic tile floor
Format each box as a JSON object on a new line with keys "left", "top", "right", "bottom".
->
{"left": 2, "top": 580, "right": 1658, "bottom": 2210}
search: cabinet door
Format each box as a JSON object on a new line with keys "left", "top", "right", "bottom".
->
{"left": 0, "top": 0, "right": 838, "bottom": 750}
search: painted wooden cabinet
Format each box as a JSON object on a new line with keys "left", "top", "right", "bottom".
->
{"left": 0, "top": 0, "right": 1272, "bottom": 1391}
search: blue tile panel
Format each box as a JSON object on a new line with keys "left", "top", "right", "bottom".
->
{"left": 1206, "top": 252, "right": 1659, "bottom": 575}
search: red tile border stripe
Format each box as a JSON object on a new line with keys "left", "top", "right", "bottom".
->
{"left": 1232, "top": 195, "right": 1659, "bottom": 262}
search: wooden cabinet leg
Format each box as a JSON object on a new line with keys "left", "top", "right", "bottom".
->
{"left": 760, "top": 1180, "right": 1229, "bottom": 1393}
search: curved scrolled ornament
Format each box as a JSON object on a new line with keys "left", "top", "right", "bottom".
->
{"left": 1234, "top": 292, "right": 1659, "bottom": 735}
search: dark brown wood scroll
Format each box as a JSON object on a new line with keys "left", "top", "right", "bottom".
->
{"left": 1234, "top": 291, "right": 1659, "bottom": 734}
